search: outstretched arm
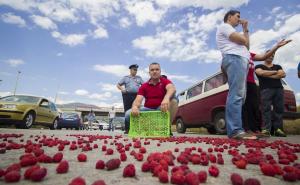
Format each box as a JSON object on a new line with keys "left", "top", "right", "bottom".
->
{"left": 253, "top": 39, "right": 292, "bottom": 61}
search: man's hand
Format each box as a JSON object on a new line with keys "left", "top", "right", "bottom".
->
{"left": 240, "top": 19, "right": 248, "bottom": 31}
{"left": 160, "top": 98, "right": 170, "bottom": 112}
{"left": 276, "top": 39, "right": 292, "bottom": 48}
{"left": 131, "top": 106, "right": 140, "bottom": 116}
{"left": 277, "top": 70, "right": 286, "bottom": 78}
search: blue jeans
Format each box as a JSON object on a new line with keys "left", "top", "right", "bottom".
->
{"left": 125, "top": 106, "right": 160, "bottom": 130}
{"left": 221, "top": 54, "right": 249, "bottom": 137}
{"left": 109, "top": 118, "right": 114, "bottom": 131}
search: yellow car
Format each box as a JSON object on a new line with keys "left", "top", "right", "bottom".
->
{"left": 0, "top": 95, "right": 60, "bottom": 129}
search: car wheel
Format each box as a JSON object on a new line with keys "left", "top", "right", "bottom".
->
{"left": 213, "top": 111, "right": 227, "bottom": 135}
{"left": 176, "top": 118, "right": 186, "bottom": 133}
{"left": 50, "top": 119, "right": 58, "bottom": 130}
{"left": 20, "top": 112, "right": 35, "bottom": 129}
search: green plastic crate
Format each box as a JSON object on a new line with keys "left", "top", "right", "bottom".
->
{"left": 129, "top": 111, "right": 170, "bottom": 138}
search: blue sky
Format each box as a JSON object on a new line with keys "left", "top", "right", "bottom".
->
{"left": 0, "top": 0, "right": 300, "bottom": 107}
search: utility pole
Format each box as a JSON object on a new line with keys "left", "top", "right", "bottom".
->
{"left": 54, "top": 83, "right": 61, "bottom": 104}
{"left": 13, "top": 71, "right": 21, "bottom": 96}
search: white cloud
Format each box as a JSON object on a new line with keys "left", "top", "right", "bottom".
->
{"left": 58, "top": 91, "right": 69, "bottom": 95}
{"left": 89, "top": 92, "right": 112, "bottom": 100}
{"left": 274, "top": 31, "right": 300, "bottom": 71}
{"left": 155, "top": 0, "right": 250, "bottom": 10}
{"left": 119, "top": 17, "right": 131, "bottom": 28}
{"left": 1, "top": 12, "right": 26, "bottom": 27}
{"left": 271, "top": 6, "right": 281, "bottom": 14}
{"left": 93, "top": 27, "right": 108, "bottom": 39}
{"left": 133, "top": 9, "right": 224, "bottom": 63}
{"left": 125, "top": 1, "right": 166, "bottom": 26}
{"left": 93, "top": 64, "right": 128, "bottom": 77}
{"left": 68, "top": 0, "right": 120, "bottom": 26}
{"left": 249, "top": 11, "right": 300, "bottom": 72}
{"left": 36, "top": 1, "right": 78, "bottom": 23}
{"left": 5, "top": 59, "right": 25, "bottom": 67}
{"left": 93, "top": 64, "right": 197, "bottom": 84}
{"left": 0, "top": 0, "right": 35, "bottom": 11}
{"left": 56, "top": 52, "right": 63, "bottom": 56}
{"left": 75, "top": 89, "right": 89, "bottom": 96}
{"left": 97, "top": 83, "right": 119, "bottom": 93}
{"left": 51, "top": 31, "right": 87, "bottom": 46}
{"left": 31, "top": 15, "right": 57, "bottom": 30}
{"left": 165, "top": 74, "right": 197, "bottom": 84}
{"left": 250, "top": 13, "right": 300, "bottom": 52}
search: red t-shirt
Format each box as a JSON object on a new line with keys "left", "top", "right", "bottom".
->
{"left": 138, "top": 77, "right": 172, "bottom": 109}
{"left": 247, "top": 52, "right": 256, "bottom": 83}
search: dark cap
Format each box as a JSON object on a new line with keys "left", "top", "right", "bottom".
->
{"left": 129, "top": 64, "right": 139, "bottom": 69}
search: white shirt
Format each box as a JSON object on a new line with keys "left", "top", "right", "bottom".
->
{"left": 216, "top": 23, "right": 250, "bottom": 60}
{"left": 109, "top": 109, "right": 115, "bottom": 119}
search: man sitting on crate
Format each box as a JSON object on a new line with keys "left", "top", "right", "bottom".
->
{"left": 124, "top": 62, "right": 177, "bottom": 135}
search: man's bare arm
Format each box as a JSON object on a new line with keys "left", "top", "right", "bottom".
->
{"left": 131, "top": 95, "right": 144, "bottom": 116}
{"left": 268, "top": 70, "right": 286, "bottom": 79}
{"left": 229, "top": 20, "right": 249, "bottom": 48}
{"left": 253, "top": 39, "right": 292, "bottom": 61}
{"left": 160, "top": 84, "right": 176, "bottom": 112}
{"left": 255, "top": 68, "right": 277, "bottom": 77}
{"left": 229, "top": 32, "right": 248, "bottom": 47}
{"left": 116, "top": 84, "right": 126, "bottom": 92}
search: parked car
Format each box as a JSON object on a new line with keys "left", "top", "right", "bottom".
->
{"left": 0, "top": 95, "right": 60, "bottom": 129}
{"left": 175, "top": 71, "right": 300, "bottom": 134}
{"left": 98, "top": 120, "right": 109, "bottom": 130}
{"left": 57, "top": 112, "right": 82, "bottom": 130}
{"left": 83, "top": 120, "right": 109, "bottom": 130}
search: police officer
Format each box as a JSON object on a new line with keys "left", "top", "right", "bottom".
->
{"left": 117, "top": 64, "right": 143, "bottom": 133}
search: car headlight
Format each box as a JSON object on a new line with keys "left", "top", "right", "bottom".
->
{"left": 3, "top": 104, "right": 17, "bottom": 109}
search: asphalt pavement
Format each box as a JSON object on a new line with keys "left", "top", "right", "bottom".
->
{"left": 0, "top": 128, "right": 299, "bottom": 185}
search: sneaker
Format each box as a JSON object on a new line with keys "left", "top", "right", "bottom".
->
{"left": 274, "top": 129, "right": 287, "bottom": 137}
{"left": 231, "top": 132, "right": 258, "bottom": 140}
{"left": 261, "top": 129, "right": 271, "bottom": 137}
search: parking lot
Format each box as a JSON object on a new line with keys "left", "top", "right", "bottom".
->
{"left": 0, "top": 128, "right": 299, "bottom": 185}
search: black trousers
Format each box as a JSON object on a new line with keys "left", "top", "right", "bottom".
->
{"left": 122, "top": 92, "right": 137, "bottom": 131}
{"left": 260, "top": 88, "right": 284, "bottom": 132}
{"left": 242, "top": 82, "right": 261, "bottom": 132}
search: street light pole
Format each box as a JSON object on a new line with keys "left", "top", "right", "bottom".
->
{"left": 13, "top": 71, "right": 21, "bottom": 96}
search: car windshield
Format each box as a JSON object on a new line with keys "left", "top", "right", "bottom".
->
{"left": 62, "top": 113, "right": 78, "bottom": 119}
{"left": 0, "top": 95, "right": 40, "bottom": 103}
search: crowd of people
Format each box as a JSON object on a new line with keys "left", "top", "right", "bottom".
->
{"left": 115, "top": 9, "right": 296, "bottom": 140}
